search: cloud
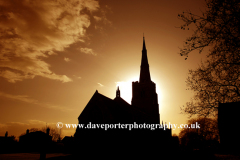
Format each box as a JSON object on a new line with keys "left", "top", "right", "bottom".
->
{"left": 28, "top": 120, "right": 47, "bottom": 125}
{"left": 94, "top": 16, "right": 102, "bottom": 21}
{"left": 73, "top": 75, "right": 81, "bottom": 79}
{"left": 0, "top": 0, "right": 100, "bottom": 83}
{"left": 97, "top": 83, "right": 103, "bottom": 87}
{"left": 0, "top": 91, "right": 73, "bottom": 112}
{"left": 0, "top": 91, "right": 39, "bottom": 104}
{"left": 0, "top": 123, "right": 8, "bottom": 129}
{"left": 0, "top": 70, "right": 35, "bottom": 83}
{"left": 79, "top": 47, "right": 96, "bottom": 55}
{"left": 64, "top": 57, "right": 71, "bottom": 62}
{"left": 7, "top": 120, "right": 56, "bottom": 127}
{"left": 8, "top": 122, "right": 28, "bottom": 126}
{"left": 93, "top": 6, "right": 112, "bottom": 32}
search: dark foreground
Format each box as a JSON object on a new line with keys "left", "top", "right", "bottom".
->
{"left": 1, "top": 150, "right": 240, "bottom": 160}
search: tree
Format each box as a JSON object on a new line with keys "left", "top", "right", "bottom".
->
{"left": 41, "top": 127, "right": 61, "bottom": 142}
{"left": 179, "top": 117, "right": 219, "bottom": 149}
{"left": 19, "top": 127, "right": 61, "bottom": 142}
{"left": 178, "top": 0, "right": 240, "bottom": 117}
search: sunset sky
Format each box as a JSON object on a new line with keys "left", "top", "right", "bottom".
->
{"left": 0, "top": 0, "right": 209, "bottom": 138}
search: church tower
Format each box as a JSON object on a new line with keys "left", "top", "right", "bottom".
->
{"left": 131, "top": 36, "right": 160, "bottom": 124}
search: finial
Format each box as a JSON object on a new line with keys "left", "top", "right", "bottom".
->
{"left": 5, "top": 131, "right": 8, "bottom": 137}
{"left": 142, "top": 35, "right": 146, "bottom": 51}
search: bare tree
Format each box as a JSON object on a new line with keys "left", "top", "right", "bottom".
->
{"left": 178, "top": 0, "right": 240, "bottom": 117}
{"left": 41, "top": 127, "right": 61, "bottom": 142}
{"left": 179, "top": 117, "right": 219, "bottom": 149}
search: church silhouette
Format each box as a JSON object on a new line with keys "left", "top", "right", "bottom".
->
{"left": 74, "top": 37, "right": 172, "bottom": 155}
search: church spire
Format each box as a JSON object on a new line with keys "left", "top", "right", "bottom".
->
{"left": 142, "top": 35, "right": 146, "bottom": 51}
{"left": 139, "top": 36, "right": 151, "bottom": 83}
{"left": 116, "top": 86, "right": 120, "bottom": 98}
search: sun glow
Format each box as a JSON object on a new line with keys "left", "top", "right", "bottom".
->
{"left": 115, "top": 77, "right": 138, "bottom": 104}
{"left": 115, "top": 77, "right": 162, "bottom": 108}
{"left": 115, "top": 77, "right": 162, "bottom": 111}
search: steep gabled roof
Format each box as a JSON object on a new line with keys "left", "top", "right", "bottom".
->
{"left": 78, "top": 90, "right": 151, "bottom": 124}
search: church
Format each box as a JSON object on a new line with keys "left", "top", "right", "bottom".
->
{"left": 74, "top": 37, "right": 172, "bottom": 154}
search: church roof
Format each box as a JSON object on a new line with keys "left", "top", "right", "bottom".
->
{"left": 78, "top": 90, "right": 151, "bottom": 124}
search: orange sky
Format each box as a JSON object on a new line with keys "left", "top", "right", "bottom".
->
{"left": 0, "top": 0, "right": 208, "bottom": 139}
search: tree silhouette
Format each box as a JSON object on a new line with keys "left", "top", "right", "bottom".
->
{"left": 19, "top": 127, "right": 60, "bottom": 142}
{"left": 41, "top": 127, "right": 61, "bottom": 142}
{"left": 178, "top": 0, "right": 240, "bottom": 117}
{"left": 179, "top": 117, "right": 219, "bottom": 149}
